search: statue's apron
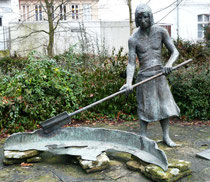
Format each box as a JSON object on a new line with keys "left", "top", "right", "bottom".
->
{"left": 136, "top": 61, "right": 180, "bottom": 122}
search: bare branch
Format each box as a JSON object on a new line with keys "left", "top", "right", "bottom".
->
{"left": 21, "top": 23, "right": 49, "bottom": 34}
{"left": 17, "top": 29, "right": 49, "bottom": 40}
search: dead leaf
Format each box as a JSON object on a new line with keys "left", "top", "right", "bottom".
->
{"left": 21, "top": 162, "right": 33, "bottom": 167}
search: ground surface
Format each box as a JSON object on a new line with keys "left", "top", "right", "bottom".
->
{"left": 0, "top": 120, "right": 209, "bottom": 182}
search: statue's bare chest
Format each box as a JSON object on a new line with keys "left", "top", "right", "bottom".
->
{"left": 136, "top": 32, "right": 162, "bottom": 53}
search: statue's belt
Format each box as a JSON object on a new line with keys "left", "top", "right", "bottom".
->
{"left": 138, "top": 65, "right": 163, "bottom": 77}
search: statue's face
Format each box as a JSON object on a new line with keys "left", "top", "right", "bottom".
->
{"left": 137, "top": 12, "right": 150, "bottom": 29}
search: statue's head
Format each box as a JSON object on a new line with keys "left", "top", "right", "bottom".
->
{"left": 135, "top": 4, "right": 154, "bottom": 28}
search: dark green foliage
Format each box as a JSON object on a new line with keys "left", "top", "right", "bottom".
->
{"left": 163, "top": 39, "right": 209, "bottom": 120}
{"left": 0, "top": 57, "right": 28, "bottom": 75}
{"left": 169, "top": 61, "right": 209, "bottom": 120}
{"left": 0, "top": 40, "right": 209, "bottom": 134}
{"left": 79, "top": 48, "right": 137, "bottom": 118}
{"left": 175, "top": 40, "right": 209, "bottom": 65}
{"left": 0, "top": 53, "right": 83, "bottom": 133}
{"left": 55, "top": 47, "right": 137, "bottom": 120}
{"left": 204, "top": 23, "right": 210, "bottom": 42}
{"left": 163, "top": 39, "right": 209, "bottom": 65}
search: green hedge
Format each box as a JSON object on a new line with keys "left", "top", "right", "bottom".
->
{"left": 0, "top": 42, "right": 209, "bottom": 133}
{"left": 169, "top": 61, "right": 209, "bottom": 120}
{"left": 0, "top": 54, "right": 83, "bottom": 133}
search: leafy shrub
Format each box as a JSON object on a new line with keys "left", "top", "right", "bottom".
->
{"left": 169, "top": 61, "right": 210, "bottom": 120}
{"left": 163, "top": 39, "right": 209, "bottom": 65}
{"left": 0, "top": 54, "right": 83, "bottom": 133}
{"left": 56, "top": 47, "right": 137, "bottom": 120}
{"left": 176, "top": 39, "right": 210, "bottom": 67}
{"left": 0, "top": 57, "right": 28, "bottom": 76}
{"left": 204, "top": 23, "right": 210, "bottom": 42}
{"left": 1, "top": 39, "right": 209, "bottom": 134}
{"left": 162, "top": 39, "right": 209, "bottom": 120}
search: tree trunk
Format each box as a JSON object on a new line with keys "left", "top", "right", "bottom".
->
{"left": 127, "top": 0, "right": 133, "bottom": 35}
{"left": 47, "top": 21, "right": 54, "bottom": 57}
{"left": 44, "top": 0, "right": 54, "bottom": 57}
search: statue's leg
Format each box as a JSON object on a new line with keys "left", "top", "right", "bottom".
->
{"left": 139, "top": 120, "right": 148, "bottom": 137}
{"left": 160, "top": 118, "right": 176, "bottom": 147}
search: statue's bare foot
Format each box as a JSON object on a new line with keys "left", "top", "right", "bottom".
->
{"left": 163, "top": 136, "right": 177, "bottom": 147}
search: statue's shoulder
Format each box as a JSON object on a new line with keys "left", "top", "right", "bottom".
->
{"left": 152, "top": 24, "right": 168, "bottom": 34}
{"left": 128, "top": 29, "right": 139, "bottom": 44}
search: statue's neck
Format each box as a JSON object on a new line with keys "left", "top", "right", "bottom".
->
{"left": 140, "top": 26, "right": 151, "bottom": 36}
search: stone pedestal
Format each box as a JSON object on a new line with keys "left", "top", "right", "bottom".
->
{"left": 78, "top": 152, "right": 110, "bottom": 173}
{"left": 126, "top": 158, "right": 191, "bottom": 182}
{"left": 3, "top": 150, "right": 41, "bottom": 165}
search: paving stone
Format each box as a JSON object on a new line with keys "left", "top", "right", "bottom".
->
{"left": 105, "top": 168, "right": 130, "bottom": 180}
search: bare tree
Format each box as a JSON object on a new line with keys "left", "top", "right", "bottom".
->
{"left": 42, "top": 0, "right": 70, "bottom": 57}
{"left": 19, "top": 0, "right": 73, "bottom": 57}
{"left": 18, "top": 0, "right": 100, "bottom": 57}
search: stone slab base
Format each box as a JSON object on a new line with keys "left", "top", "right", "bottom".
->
{"left": 78, "top": 152, "right": 110, "bottom": 173}
{"left": 126, "top": 158, "right": 191, "bottom": 182}
{"left": 3, "top": 150, "right": 42, "bottom": 165}
{"left": 4, "top": 150, "right": 40, "bottom": 159}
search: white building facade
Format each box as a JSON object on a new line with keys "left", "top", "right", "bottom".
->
{"left": 0, "top": 0, "right": 19, "bottom": 50}
{"left": 98, "top": 0, "right": 210, "bottom": 42}
{"left": 9, "top": 0, "right": 210, "bottom": 56}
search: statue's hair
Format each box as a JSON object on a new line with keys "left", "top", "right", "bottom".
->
{"left": 135, "top": 4, "right": 154, "bottom": 27}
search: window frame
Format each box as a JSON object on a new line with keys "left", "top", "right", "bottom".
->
{"left": 60, "top": 4, "right": 67, "bottom": 21}
{"left": 83, "top": 4, "right": 91, "bottom": 20}
{"left": 72, "top": 4, "right": 79, "bottom": 20}
{"left": 35, "top": 5, "right": 43, "bottom": 21}
{"left": 197, "top": 14, "right": 210, "bottom": 39}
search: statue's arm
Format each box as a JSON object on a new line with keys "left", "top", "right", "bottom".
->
{"left": 162, "top": 28, "right": 179, "bottom": 74}
{"left": 120, "top": 38, "right": 136, "bottom": 90}
{"left": 126, "top": 38, "right": 136, "bottom": 85}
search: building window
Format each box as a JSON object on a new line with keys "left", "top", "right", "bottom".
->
{"left": 22, "top": 5, "right": 26, "bottom": 20}
{"left": 21, "top": 5, "right": 30, "bottom": 21}
{"left": 72, "top": 4, "right": 79, "bottom": 20}
{"left": 0, "top": 17, "right": 2, "bottom": 26}
{"left": 27, "top": 6, "right": 30, "bottom": 20}
{"left": 83, "top": 4, "right": 91, "bottom": 20}
{"left": 60, "top": 5, "right": 66, "bottom": 20}
{"left": 35, "top": 5, "right": 42, "bottom": 21}
{"left": 197, "top": 14, "right": 210, "bottom": 39}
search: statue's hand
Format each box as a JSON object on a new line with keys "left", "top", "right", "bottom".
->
{"left": 163, "top": 63, "right": 173, "bottom": 75}
{"left": 120, "top": 83, "right": 133, "bottom": 93}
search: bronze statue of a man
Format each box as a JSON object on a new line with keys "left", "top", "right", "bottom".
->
{"left": 121, "top": 4, "right": 180, "bottom": 147}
